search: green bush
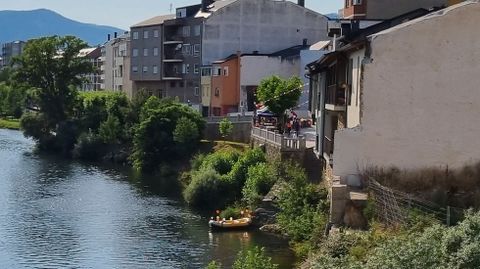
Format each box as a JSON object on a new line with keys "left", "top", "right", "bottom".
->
{"left": 227, "top": 148, "right": 266, "bottom": 197}
{"left": 242, "top": 163, "right": 276, "bottom": 207}
{"left": 205, "top": 261, "right": 221, "bottom": 269}
{"left": 183, "top": 167, "right": 232, "bottom": 208}
{"left": 233, "top": 247, "right": 278, "bottom": 269}
{"left": 276, "top": 167, "right": 329, "bottom": 242}
{"left": 201, "top": 149, "right": 241, "bottom": 175}
{"left": 174, "top": 116, "right": 200, "bottom": 153}
{"left": 72, "top": 131, "right": 106, "bottom": 161}
{"left": 219, "top": 117, "right": 233, "bottom": 139}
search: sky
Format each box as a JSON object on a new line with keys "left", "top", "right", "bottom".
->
{"left": 0, "top": 0, "right": 344, "bottom": 29}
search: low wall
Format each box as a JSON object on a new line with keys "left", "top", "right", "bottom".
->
{"left": 203, "top": 122, "right": 252, "bottom": 143}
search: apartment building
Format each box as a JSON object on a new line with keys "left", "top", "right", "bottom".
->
{"left": 102, "top": 32, "right": 133, "bottom": 98}
{"left": 1, "top": 41, "right": 25, "bottom": 68}
{"left": 340, "top": 0, "right": 449, "bottom": 19}
{"left": 79, "top": 47, "right": 102, "bottom": 91}
{"left": 130, "top": 0, "right": 329, "bottom": 109}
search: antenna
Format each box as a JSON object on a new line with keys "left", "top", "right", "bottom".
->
{"left": 169, "top": 3, "right": 173, "bottom": 14}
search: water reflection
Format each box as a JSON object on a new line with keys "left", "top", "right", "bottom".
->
{"left": 0, "top": 130, "right": 295, "bottom": 268}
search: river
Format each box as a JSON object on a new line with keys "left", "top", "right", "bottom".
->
{"left": 0, "top": 129, "right": 295, "bottom": 268}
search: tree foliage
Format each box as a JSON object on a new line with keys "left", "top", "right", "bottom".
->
{"left": 242, "top": 163, "right": 277, "bottom": 207}
{"left": 0, "top": 83, "right": 26, "bottom": 118}
{"left": 131, "top": 97, "right": 205, "bottom": 172}
{"left": 219, "top": 118, "right": 234, "bottom": 139}
{"left": 233, "top": 247, "right": 278, "bottom": 269}
{"left": 256, "top": 75, "right": 302, "bottom": 117}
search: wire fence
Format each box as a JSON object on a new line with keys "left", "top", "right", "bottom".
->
{"left": 368, "top": 178, "right": 466, "bottom": 227}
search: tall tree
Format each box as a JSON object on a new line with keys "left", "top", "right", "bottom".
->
{"left": 14, "top": 36, "right": 92, "bottom": 126}
{"left": 13, "top": 36, "right": 92, "bottom": 150}
{"left": 256, "top": 75, "right": 303, "bottom": 126}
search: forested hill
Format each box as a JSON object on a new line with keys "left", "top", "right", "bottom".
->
{"left": 0, "top": 9, "right": 124, "bottom": 45}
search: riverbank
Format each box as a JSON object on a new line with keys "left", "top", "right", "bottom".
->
{"left": 0, "top": 118, "right": 20, "bottom": 130}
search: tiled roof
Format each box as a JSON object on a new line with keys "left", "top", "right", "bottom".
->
{"left": 132, "top": 14, "right": 176, "bottom": 27}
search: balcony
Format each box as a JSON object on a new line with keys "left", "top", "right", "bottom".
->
{"left": 163, "top": 67, "right": 183, "bottom": 80}
{"left": 164, "top": 46, "right": 184, "bottom": 63}
{"left": 323, "top": 136, "right": 334, "bottom": 164}
{"left": 164, "top": 36, "right": 184, "bottom": 45}
{"left": 325, "top": 84, "right": 346, "bottom": 111}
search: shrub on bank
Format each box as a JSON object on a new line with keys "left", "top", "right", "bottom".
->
{"left": 233, "top": 247, "right": 278, "bottom": 269}
{"left": 242, "top": 163, "right": 277, "bottom": 207}
{"left": 72, "top": 131, "right": 106, "bottom": 161}
{"left": 183, "top": 167, "right": 231, "bottom": 208}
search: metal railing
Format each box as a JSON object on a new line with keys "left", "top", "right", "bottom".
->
{"left": 251, "top": 127, "right": 306, "bottom": 151}
{"left": 206, "top": 115, "right": 252, "bottom": 123}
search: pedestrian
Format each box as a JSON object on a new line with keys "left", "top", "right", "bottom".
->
{"left": 294, "top": 118, "right": 300, "bottom": 137}
{"left": 286, "top": 120, "right": 292, "bottom": 136}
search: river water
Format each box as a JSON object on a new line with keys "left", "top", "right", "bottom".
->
{"left": 0, "top": 129, "right": 295, "bottom": 269}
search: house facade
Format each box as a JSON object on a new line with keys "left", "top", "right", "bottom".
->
{"left": 309, "top": 1, "right": 480, "bottom": 223}
{"left": 129, "top": 0, "right": 329, "bottom": 109}
{"left": 101, "top": 33, "right": 134, "bottom": 98}
{"left": 1, "top": 41, "right": 25, "bottom": 68}
{"left": 78, "top": 47, "right": 102, "bottom": 91}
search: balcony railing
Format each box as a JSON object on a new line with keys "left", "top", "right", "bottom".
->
{"left": 251, "top": 127, "right": 306, "bottom": 151}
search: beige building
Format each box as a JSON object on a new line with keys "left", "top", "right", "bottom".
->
{"left": 340, "top": 0, "right": 449, "bottom": 19}
{"left": 309, "top": 1, "right": 480, "bottom": 224}
{"left": 102, "top": 33, "right": 134, "bottom": 98}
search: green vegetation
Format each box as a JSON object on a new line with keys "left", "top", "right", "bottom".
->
{"left": 219, "top": 117, "right": 234, "bottom": 139}
{"left": 233, "top": 247, "right": 278, "bottom": 269}
{"left": 242, "top": 163, "right": 276, "bottom": 207}
{"left": 0, "top": 83, "right": 26, "bottom": 119}
{"left": 0, "top": 118, "right": 21, "bottom": 130}
{"left": 306, "top": 210, "right": 480, "bottom": 269}
{"left": 183, "top": 147, "right": 264, "bottom": 209}
{"left": 256, "top": 75, "right": 302, "bottom": 119}
{"left": 205, "top": 261, "right": 221, "bottom": 269}
{"left": 7, "top": 36, "right": 204, "bottom": 173}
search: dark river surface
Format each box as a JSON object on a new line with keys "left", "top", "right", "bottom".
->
{"left": 0, "top": 129, "right": 295, "bottom": 269}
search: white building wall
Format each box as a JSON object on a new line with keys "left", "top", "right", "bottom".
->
{"left": 202, "top": 0, "right": 329, "bottom": 65}
{"left": 334, "top": 2, "right": 480, "bottom": 177}
{"left": 239, "top": 55, "right": 300, "bottom": 109}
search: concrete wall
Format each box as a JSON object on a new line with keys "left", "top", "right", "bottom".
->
{"left": 203, "top": 121, "right": 252, "bottom": 143}
{"left": 366, "top": 0, "right": 448, "bottom": 19}
{"left": 334, "top": 2, "right": 480, "bottom": 177}
{"left": 202, "top": 0, "right": 328, "bottom": 65}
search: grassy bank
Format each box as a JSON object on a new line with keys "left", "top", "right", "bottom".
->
{"left": 0, "top": 118, "right": 20, "bottom": 130}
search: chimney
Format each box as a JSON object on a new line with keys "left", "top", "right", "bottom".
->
{"left": 107, "top": 34, "right": 111, "bottom": 41}
{"left": 303, "top": 38, "right": 308, "bottom": 46}
{"left": 114, "top": 32, "right": 118, "bottom": 38}
{"left": 202, "top": 0, "right": 215, "bottom": 12}
{"left": 298, "top": 0, "right": 305, "bottom": 7}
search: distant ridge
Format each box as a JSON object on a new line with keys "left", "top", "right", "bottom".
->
{"left": 325, "top": 13, "right": 340, "bottom": 19}
{"left": 0, "top": 9, "right": 125, "bottom": 45}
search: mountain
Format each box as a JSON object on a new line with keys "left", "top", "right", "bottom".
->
{"left": 325, "top": 13, "right": 340, "bottom": 19}
{"left": 0, "top": 9, "right": 125, "bottom": 46}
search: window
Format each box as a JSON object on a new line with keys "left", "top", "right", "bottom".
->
{"left": 194, "top": 44, "right": 201, "bottom": 56}
{"left": 214, "top": 87, "right": 220, "bottom": 97}
{"left": 194, "top": 25, "right": 201, "bottom": 36}
{"left": 132, "top": 66, "right": 138, "bottom": 72}
{"left": 194, "top": 87, "right": 200, "bottom": 96}
{"left": 143, "top": 31, "right": 149, "bottom": 39}
{"left": 214, "top": 67, "right": 222, "bottom": 76}
{"left": 352, "top": 0, "right": 362, "bottom": 5}
{"left": 186, "top": 64, "right": 190, "bottom": 74}
{"left": 201, "top": 67, "right": 212, "bottom": 76}
{"left": 176, "top": 8, "right": 187, "bottom": 18}
{"left": 223, "top": 67, "right": 229, "bottom": 76}
{"left": 132, "top": 49, "right": 138, "bottom": 57}
{"left": 182, "top": 26, "right": 190, "bottom": 37}
{"left": 153, "top": 47, "right": 159, "bottom": 56}
{"left": 179, "top": 81, "right": 185, "bottom": 88}
{"left": 143, "top": 48, "right": 148, "bottom": 56}
{"left": 170, "top": 81, "right": 176, "bottom": 88}
{"left": 345, "top": 0, "right": 350, "bottom": 7}
{"left": 153, "top": 65, "right": 158, "bottom": 74}
{"left": 143, "top": 66, "right": 148, "bottom": 73}
{"left": 194, "top": 64, "right": 199, "bottom": 74}
{"left": 154, "top": 30, "right": 159, "bottom": 38}
{"left": 182, "top": 44, "right": 191, "bottom": 56}
{"left": 132, "top": 32, "right": 139, "bottom": 40}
